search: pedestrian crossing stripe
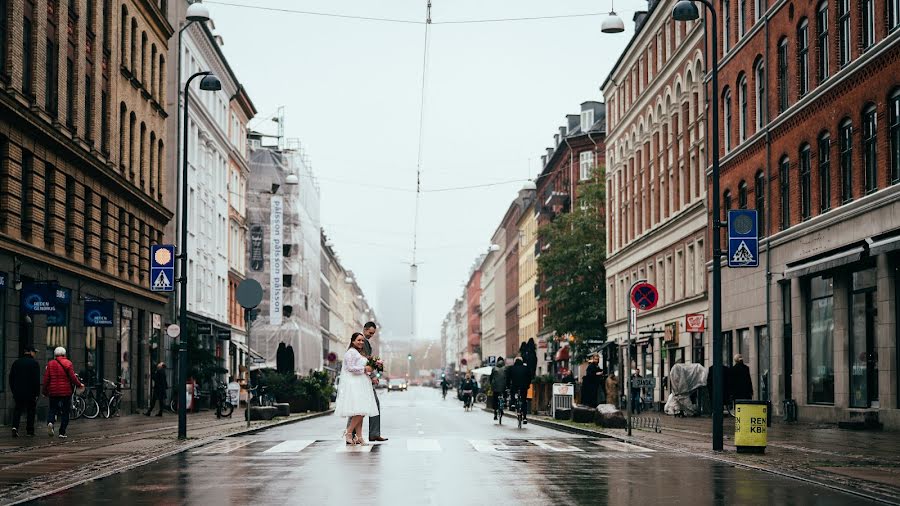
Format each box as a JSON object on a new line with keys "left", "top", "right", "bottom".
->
{"left": 263, "top": 440, "right": 315, "bottom": 453}
{"left": 593, "top": 440, "right": 655, "bottom": 452}
{"left": 193, "top": 439, "right": 256, "bottom": 455}
{"left": 529, "top": 440, "right": 583, "bottom": 452}
{"left": 731, "top": 241, "right": 755, "bottom": 264}
{"left": 336, "top": 443, "right": 373, "bottom": 453}
{"left": 153, "top": 270, "right": 172, "bottom": 290}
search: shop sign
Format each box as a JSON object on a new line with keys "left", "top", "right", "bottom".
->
{"left": 270, "top": 196, "right": 284, "bottom": 326}
{"left": 249, "top": 225, "right": 264, "bottom": 271}
{"left": 84, "top": 298, "right": 115, "bottom": 327}
{"left": 47, "top": 287, "right": 71, "bottom": 326}
{"left": 664, "top": 321, "right": 679, "bottom": 343}
{"left": 21, "top": 282, "right": 58, "bottom": 314}
{"left": 685, "top": 314, "right": 705, "bottom": 333}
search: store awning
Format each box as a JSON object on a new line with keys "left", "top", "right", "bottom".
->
{"left": 868, "top": 234, "right": 900, "bottom": 256}
{"left": 555, "top": 346, "right": 570, "bottom": 362}
{"left": 784, "top": 246, "right": 864, "bottom": 279}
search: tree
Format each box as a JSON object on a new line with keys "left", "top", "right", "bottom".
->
{"left": 537, "top": 169, "right": 607, "bottom": 361}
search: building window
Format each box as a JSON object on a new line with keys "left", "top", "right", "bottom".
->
{"left": 797, "top": 19, "right": 809, "bottom": 97}
{"left": 818, "top": 133, "right": 831, "bottom": 211}
{"left": 64, "top": 175, "right": 75, "bottom": 249}
{"left": 723, "top": 190, "right": 732, "bottom": 218}
{"left": 723, "top": 0, "right": 731, "bottom": 54}
{"left": 100, "top": 197, "right": 108, "bottom": 261}
{"left": 799, "top": 144, "right": 811, "bottom": 220}
{"left": 21, "top": 151, "right": 33, "bottom": 233}
{"left": 65, "top": 57, "right": 74, "bottom": 128}
{"left": 862, "top": 0, "right": 875, "bottom": 50}
{"left": 579, "top": 151, "right": 594, "bottom": 181}
{"left": 84, "top": 76, "right": 93, "bottom": 141}
{"left": 891, "top": 0, "right": 900, "bottom": 31}
{"left": 581, "top": 109, "right": 594, "bottom": 132}
{"left": 755, "top": 0, "right": 764, "bottom": 21}
{"left": 757, "top": 326, "right": 770, "bottom": 401}
{"left": 130, "top": 18, "right": 136, "bottom": 71}
{"left": 738, "top": 75, "right": 748, "bottom": 141}
{"left": 44, "top": 164, "right": 55, "bottom": 245}
{"left": 0, "top": 0, "right": 7, "bottom": 77}
{"left": 863, "top": 105, "right": 877, "bottom": 193}
{"left": 755, "top": 169, "right": 766, "bottom": 234}
{"left": 780, "top": 156, "right": 790, "bottom": 230}
{"left": 45, "top": 38, "right": 58, "bottom": 116}
{"left": 807, "top": 275, "right": 834, "bottom": 404}
{"left": 120, "top": 6, "right": 127, "bottom": 66}
{"left": 101, "top": 89, "right": 109, "bottom": 153}
{"left": 755, "top": 59, "right": 766, "bottom": 129}
{"left": 891, "top": 90, "right": 900, "bottom": 184}
{"left": 723, "top": 88, "right": 732, "bottom": 151}
{"left": 777, "top": 38, "right": 788, "bottom": 113}
{"left": 738, "top": 180, "right": 748, "bottom": 208}
{"left": 738, "top": 0, "right": 746, "bottom": 35}
{"left": 22, "top": 3, "right": 33, "bottom": 97}
{"left": 840, "top": 120, "right": 853, "bottom": 202}
{"left": 816, "top": 2, "right": 829, "bottom": 83}
{"left": 838, "top": 0, "right": 850, "bottom": 66}
{"left": 102, "top": 0, "right": 110, "bottom": 51}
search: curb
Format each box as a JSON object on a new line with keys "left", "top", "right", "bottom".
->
{"left": 5, "top": 410, "right": 334, "bottom": 506}
{"left": 533, "top": 416, "right": 898, "bottom": 506}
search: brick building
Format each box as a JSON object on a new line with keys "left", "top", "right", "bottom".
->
{"left": 465, "top": 259, "right": 483, "bottom": 366}
{"left": 711, "top": 0, "right": 900, "bottom": 427}
{"left": 534, "top": 100, "right": 606, "bottom": 377}
{"left": 602, "top": 1, "right": 708, "bottom": 406}
{"left": 0, "top": 0, "right": 173, "bottom": 418}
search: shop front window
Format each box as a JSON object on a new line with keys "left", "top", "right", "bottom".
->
{"left": 84, "top": 327, "right": 105, "bottom": 387}
{"left": 850, "top": 268, "right": 878, "bottom": 408}
{"left": 119, "top": 306, "right": 133, "bottom": 388}
{"left": 807, "top": 275, "right": 834, "bottom": 404}
{"left": 692, "top": 333, "right": 705, "bottom": 365}
{"left": 756, "top": 326, "right": 769, "bottom": 401}
{"left": 722, "top": 330, "right": 734, "bottom": 365}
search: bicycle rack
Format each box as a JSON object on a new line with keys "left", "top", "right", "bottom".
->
{"left": 629, "top": 416, "right": 662, "bottom": 433}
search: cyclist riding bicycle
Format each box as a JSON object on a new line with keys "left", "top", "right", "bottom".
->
{"left": 488, "top": 358, "right": 507, "bottom": 421}
{"left": 506, "top": 355, "right": 530, "bottom": 425}
{"left": 461, "top": 373, "right": 477, "bottom": 410}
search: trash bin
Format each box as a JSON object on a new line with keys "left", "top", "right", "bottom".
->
{"left": 734, "top": 400, "right": 768, "bottom": 453}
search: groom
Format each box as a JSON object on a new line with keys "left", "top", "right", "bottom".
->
{"left": 350, "top": 321, "right": 388, "bottom": 442}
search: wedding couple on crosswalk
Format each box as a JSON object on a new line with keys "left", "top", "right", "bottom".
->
{"left": 336, "top": 322, "right": 388, "bottom": 446}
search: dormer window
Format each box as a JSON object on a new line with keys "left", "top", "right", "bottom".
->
{"left": 581, "top": 110, "right": 594, "bottom": 132}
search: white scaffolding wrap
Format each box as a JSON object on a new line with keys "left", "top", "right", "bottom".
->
{"left": 246, "top": 144, "right": 322, "bottom": 374}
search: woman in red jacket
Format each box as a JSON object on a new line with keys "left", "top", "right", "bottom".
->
{"left": 43, "top": 347, "right": 83, "bottom": 438}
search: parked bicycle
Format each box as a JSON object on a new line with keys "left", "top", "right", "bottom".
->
{"left": 249, "top": 384, "right": 274, "bottom": 407}
{"left": 214, "top": 382, "right": 235, "bottom": 419}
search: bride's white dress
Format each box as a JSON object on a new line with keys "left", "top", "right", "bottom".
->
{"left": 335, "top": 348, "right": 379, "bottom": 417}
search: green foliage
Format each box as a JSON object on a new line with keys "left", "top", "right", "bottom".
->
{"left": 262, "top": 370, "right": 334, "bottom": 411}
{"left": 537, "top": 169, "right": 608, "bottom": 362}
{"left": 185, "top": 337, "right": 227, "bottom": 385}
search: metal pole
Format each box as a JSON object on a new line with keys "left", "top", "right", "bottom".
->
{"left": 178, "top": 70, "right": 211, "bottom": 440}
{"left": 625, "top": 279, "right": 646, "bottom": 437}
{"left": 246, "top": 308, "right": 251, "bottom": 428}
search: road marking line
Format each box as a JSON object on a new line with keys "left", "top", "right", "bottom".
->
{"left": 468, "top": 440, "right": 514, "bottom": 452}
{"left": 593, "top": 440, "right": 655, "bottom": 452}
{"left": 193, "top": 439, "right": 255, "bottom": 455}
{"left": 263, "top": 440, "right": 315, "bottom": 454}
{"left": 529, "top": 440, "right": 584, "bottom": 452}
{"left": 336, "top": 444, "right": 374, "bottom": 453}
{"left": 407, "top": 439, "right": 441, "bottom": 451}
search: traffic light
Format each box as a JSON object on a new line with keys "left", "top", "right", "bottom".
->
{"left": 407, "top": 354, "right": 412, "bottom": 361}
{"left": 441, "top": 372, "right": 445, "bottom": 378}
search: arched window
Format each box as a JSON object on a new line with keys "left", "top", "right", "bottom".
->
{"left": 723, "top": 190, "right": 733, "bottom": 219}
{"left": 755, "top": 58, "right": 766, "bottom": 129}
{"left": 120, "top": 6, "right": 128, "bottom": 65}
{"left": 118, "top": 102, "right": 126, "bottom": 168}
{"left": 129, "top": 112, "right": 136, "bottom": 180}
{"left": 149, "top": 131, "right": 156, "bottom": 195}
{"left": 139, "top": 122, "right": 146, "bottom": 189}
{"left": 818, "top": 132, "right": 831, "bottom": 212}
{"left": 777, "top": 37, "right": 789, "bottom": 112}
{"left": 140, "top": 32, "right": 147, "bottom": 83}
{"left": 798, "top": 19, "right": 809, "bottom": 96}
{"left": 150, "top": 44, "right": 157, "bottom": 96}
{"left": 722, "top": 0, "right": 731, "bottom": 54}
{"left": 738, "top": 180, "right": 748, "bottom": 208}
{"left": 799, "top": 144, "right": 811, "bottom": 220}
{"left": 755, "top": 170, "right": 766, "bottom": 234}
{"left": 157, "top": 140, "right": 165, "bottom": 200}
{"left": 723, "top": 87, "right": 732, "bottom": 151}
{"left": 816, "top": 2, "right": 829, "bottom": 83}
{"left": 839, "top": 119, "right": 853, "bottom": 202}
{"left": 891, "top": 89, "right": 900, "bottom": 184}
{"left": 738, "top": 74, "right": 748, "bottom": 141}
{"left": 863, "top": 104, "right": 878, "bottom": 193}
{"left": 130, "top": 18, "right": 137, "bottom": 71}
{"left": 780, "top": 156, "right": 791, "bottom": 229}
{"left": 838, "top": 0, "right": 850, "bottom": 66}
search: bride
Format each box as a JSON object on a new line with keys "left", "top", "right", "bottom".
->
{"left": 335, "top": 332, "right": 379, "bottom": 445}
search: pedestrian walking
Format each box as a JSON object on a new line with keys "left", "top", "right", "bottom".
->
{"left": 631, "top": 370, "right": 643, "bottom": 414}
{"left": 731, "top": 354, "right": 754, "bottom": 401}
{"left": 43, "top": 347, "right": 83, "bottom": 439}
{"left": 489, "top": 357, "right": 507, "bottom": 420}
{"left": 145, "top": 362, "right": 168, "bottom": 416}
{"left": 581, "top": 353, "right": 602, "bottom": 408}
{"left": 9, "top": 346, "right": 41, "bottom": 437}
{"left": 606, "top": 373, "right": 620, "bottom": 408}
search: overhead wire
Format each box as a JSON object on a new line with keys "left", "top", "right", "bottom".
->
{"left": 412, "top": 0, "right": 432, "bottom": 265}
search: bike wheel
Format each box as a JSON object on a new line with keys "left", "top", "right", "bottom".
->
{"left": 476, "top": 393, "right": 487, "bottom": 404}
{"left": 106, "top": 396, "right": 120, "bottom": 418}
{"left": 83, "top": 397, "right": 100, "bottom": 419}
{"left": 219, "top": 402, "right": 234, "bottom": 418}
{"left": 72, "top": 396, "right": 86, "bottom": 420}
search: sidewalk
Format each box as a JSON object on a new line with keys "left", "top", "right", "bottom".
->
{"left": 0, "top": 408, "right": 332, "bottom": 505}
{"left": 532, "top": 413, "right": 900, "bottom": 505}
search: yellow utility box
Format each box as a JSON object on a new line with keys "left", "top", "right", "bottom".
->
{"left": 734, "top": 400, "right": 768, "bottom": 453}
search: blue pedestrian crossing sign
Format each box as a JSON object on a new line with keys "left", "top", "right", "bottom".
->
{"left": 727, "top": 210, "right": 759, "bottom": 268}
{"left": 150, "top": 244, "right": 176, "bottom": 292}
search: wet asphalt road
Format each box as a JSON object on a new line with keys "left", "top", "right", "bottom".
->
{"left": 33, "top": 387, "right": 878, "bottom": 505}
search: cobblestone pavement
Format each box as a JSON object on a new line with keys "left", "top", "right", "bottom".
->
{"left": 0, "top": 409, "right": 332, "bottom": 505}
{"left": 531, "top": 413, "right": 900, "bottom": 505}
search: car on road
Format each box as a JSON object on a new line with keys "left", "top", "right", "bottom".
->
{"left": 388, "top": 378, "right": 408, "bottom": 392}
{"left": 376, "top": 378, "right": 388, "bottom": 389}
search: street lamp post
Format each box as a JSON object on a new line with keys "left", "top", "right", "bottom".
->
{"left": 177, "top": 70, "right": 222, "bottom": 440}
{"left": 672, "top": 0, "right": 725, "bottom": 451}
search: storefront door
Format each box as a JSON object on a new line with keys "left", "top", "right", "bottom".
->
{"left": 850, "top": 268, "right": 878, "bottom": 408}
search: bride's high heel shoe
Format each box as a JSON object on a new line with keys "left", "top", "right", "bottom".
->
{"left": 343, "top": 431, "right": 353, "bottom": 445}
{"left": 353, "top": 435, "right": 366, "bottom": 446}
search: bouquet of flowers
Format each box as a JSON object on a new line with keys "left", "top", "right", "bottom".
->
{"left": 367, "top": 356, "right": 384, "bottom": 372}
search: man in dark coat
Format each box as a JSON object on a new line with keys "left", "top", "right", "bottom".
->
{"left": 145, "top": 362, "right": 168, "bottom": 416}
{"left": 582, "top": 353, "right": 602, "bottom": 407}
{"left": 525, "top": 339, "right": 538, "bottom": 382}
{"left": 731, "top": 354, "right": 754, "bottom": 401}
{"left": 506, "top": 356, "right": 531, "bottom": 424}
{"left": 9, "top": 346, "right": 41, "bottom": 436}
